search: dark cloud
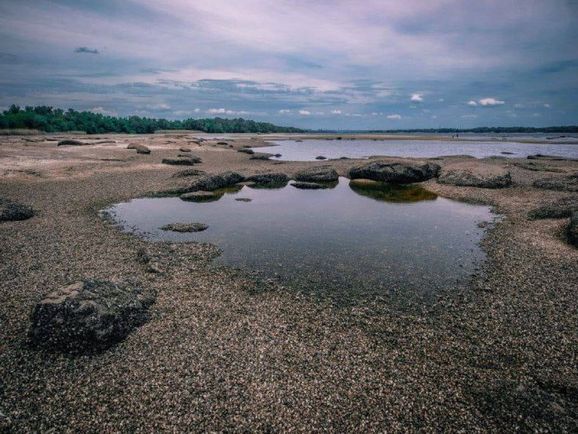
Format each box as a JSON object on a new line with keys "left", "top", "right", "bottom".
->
{"left": 74, "top": 47, "right": 99, "bottom": 54}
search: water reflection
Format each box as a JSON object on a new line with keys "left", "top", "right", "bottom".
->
{"left": 348, "top": 179, "right": 438, "bottom": 203}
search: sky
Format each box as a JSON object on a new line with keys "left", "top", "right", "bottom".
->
{"left": 0, "top": 0, "right": 577, "bottom": 130}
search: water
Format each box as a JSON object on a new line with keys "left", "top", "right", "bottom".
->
{"left": 104, "top": 178, "right": 494, "bottom": 306}
{"left": 254, "top": 139, "right": 578, "bottom": 161}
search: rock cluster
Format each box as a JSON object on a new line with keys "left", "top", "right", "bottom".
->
{"left": 438, "top": 169, "right": 512, "bottom": 188}
{"left": 160, "top": 222, "right": 208, "bottom": 232}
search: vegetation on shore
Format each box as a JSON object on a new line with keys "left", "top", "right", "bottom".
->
{"left": 0, "top": 105, "right": 303, "bottom": 134}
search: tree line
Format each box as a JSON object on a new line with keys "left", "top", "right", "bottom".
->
{"left": 0, "top": 105, "right": 304, "bottom": 134}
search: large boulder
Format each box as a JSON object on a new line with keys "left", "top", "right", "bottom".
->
{"left": 568, "top": 211, "right": 578, "bottom": 247}
{"left": 294, "top": 167, "right": 339, "bottom": 183}
{"left": 0, "top": 198, "right": 34, "bottom": 222}
{"left": 29, "top": 280, "right": 155, "bottom": 353}
{"left": 349, "top": 161, "right": 440, "bottom": 183}
{"left": 533, "top": 173, "right": 578, "bottom": 192}
{"left": 185, "top": 172, "right": 244, "bottom": 192}
{"left": 162, "top": 155, "right": 202, "bottom": 165}
{"left": 438, "top": 168, "right": 512, "bottom": 188}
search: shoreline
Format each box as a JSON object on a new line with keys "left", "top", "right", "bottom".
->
{"left": 1, "top": 133, "right": 577, "bottom": 431}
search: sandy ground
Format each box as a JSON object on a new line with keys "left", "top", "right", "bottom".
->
{"left": 0, "top": 133, "right": 577, "bottom": 432}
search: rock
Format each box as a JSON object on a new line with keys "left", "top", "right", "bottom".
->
{"left": 160, "top": 222, "right": 208, "bottom": 232}
{"left": 315, "top": 156, "right": 327, "bottom": 160}
{"left": 533, "top": 173, "right": 578, "bottom": 192}
{"left": 162, "top": 156, "right": 201, "bottom": 165}
{"left": 57, "top": 139, "right": 88, "bottom": 146}
{"left": 185, "top": 172, "right": 245, "bottom": 192}
{"left": 349, "top": 161, "right": 440, "bottom": 183}
{"left": 235, "top": 198, "right": 252, "bottom": 202}
{"left": 179, "top": 147, "right": 192, "bottom": 152}
{"left": 29, "top": 280, "right": 155, "bottom": 353}
{"left": 501, "top": 151, "right": 515, "bottom": 155}
{"left": 527, "top": 197, "right": 578, "bottom": 220}
{"left": 294, "top": 167, "right": 339, "bottom": 183}
{"left": 246, "top": 173, "right": 289, "bottom": 186}
{"left": 217, "top": 141, "right": 228, "bottom": 145}
{"left": 438, "top": 168, "right": 512, "bottom": 188}
{"left": 0, "top": 198, "right": 35, "bottom": 222}
{"left": 568, "top": 212, "right": 578, "bottom": 247}
{"left": 130, "top": 144, "right": 150, "bottom": 154}
{"left": 513, "top": 161, "right": 563, "bottom": 173}
{"left": 292, "top": 182, "right": 332, "bottom": 190}
{"left": 274, "top": 154, "right": 282, "bottom": 158}
{"left": 180, "top": 191, "right": 222, "bottom": 202}
{"left": 238, "top": 148, "right": 255, "bottom": 154}
{"left": 171, "top": 169, "right": 206, "bottom": 178}
{"left": 250, "top": 153, "right": 272, "bottom": 160}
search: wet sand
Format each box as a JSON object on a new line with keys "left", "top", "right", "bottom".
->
{"left": 1, "top": 133, "right": 577, "bottom": 431}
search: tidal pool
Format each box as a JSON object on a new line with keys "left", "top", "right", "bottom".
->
{"left": 104, "top": 178, "right": 495, "bottom": 305}
{"left": 254, "top": 139, "right": 578, "bottom": 161}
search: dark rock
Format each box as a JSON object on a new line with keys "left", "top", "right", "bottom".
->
{"left": 0, "top": 198, "right": 35, "bottom": 222}
{"left": 171, "top": 169, "right": 206, "bottom": 178}
{"left": 295, "top": 167, "right": 339, "bottom": 182}
{"left": 246, "top": 173, "right": 289, "bottom": 186}
{"left": 179, "top": 147, "right": 192, "bottom": 152}
{"left": 127, "top": 144, "right": 150, "bottom": 154}
{"left": 438, "top": 169, "right": 512, "bottom": 188}
{"left": 501, "top": 151, "right": 515, "bottom": 155}
{"left": 528, "top": 197, "right": 578, "bottom": 220}
{"left": 238, "top": 148, "right": 255, "bottom": 154}
{"left": 217, "top": 141, "right": 228, "bottom": 145}
{"left": 29, "top": 280, "right": 155, "bottom": 353}
{"left": 57, "top": 139, "right": 88, "bottom": 146}
{"left": 162, "top": 155, "right": 202, "bottom": 165}
{"left": 349, "top": 161, "right": 440, "bottom": 183}
{"left": 292, "top": 181, "right": 333, "bottom": 190}
{"left": 527, "top": 154, "right": 568, "bottom": 161}
{"left": 315, "top": 156, "right": 327, "bottom": 160}
{"left": 568, "top": 212, "right": 578, "bottom": 247}
{"left": 180, "top": 191, "right": 222, "bottom": 202}
{"left": 235, "top": 198, "right": 252, "bottom": 202}
{"left": 250, "top": 153, "right": 272, "bottom": 160}
{"left": 160, "top": 222, "right": 208, "bottom": 232}
{"left": 185, "top": 171, "right": 245, "bottom": 192}
{"left": 533, "top": 174, "right": 578, "bottom": 192}
{"left": 274, "top": 153, "right": 282, "bottom": 158}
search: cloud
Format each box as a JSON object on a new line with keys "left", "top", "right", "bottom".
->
{"left": 544, "top": 103, "right": 551, "bottom": 108}
{"left": 88, "top": 106, "right": 116, "bottom": 115}
{"left": 478, "top": 98, "right": 505, "bottom": 106}
{"left": 331, "top": 109, "right": 342, "bottom": 114}
{"left": 74, "top": 47, "right": 99, "bottom": 54}
{"left": 410, "top": 93, "right": 423, "bottom": 103}
{"left": 298, "top": 110, "right": 311, "bottom": 115}
{"left": 467, "top": 100, "right": 478, "bottom": 106}
{"left": 278, "top": 109, "right": 291, "bottom": 114}
{"left": 387, "top": 114, "right": 402, "bottom": 120}
{"left": 207, "top": 108, "right": 249, "bottom": 115}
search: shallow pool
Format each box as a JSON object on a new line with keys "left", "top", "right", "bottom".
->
{"left": 104, "top": 178, "right": 495, "bottom": 305}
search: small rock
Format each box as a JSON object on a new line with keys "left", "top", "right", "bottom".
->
{"left": 567, "top": 211, "right": 578, "bottom": 247}
{"left": 29, "top": 280, "right": 155, "bottom": 353}
{"left": 315, "top": 155, "right": 327, "bottom": 160}
{"left": 185, "top": 172, "right": 245, "bottom": 192}
{"left": 235, "top": 198, "right": 252, "bottom": 202}
{"left": 162, "top": 156, "right": 201, "bottom": 165}
{"left": 179, "top": 147, "right": 192, "bottom": 152}
{"left": 238, "top": 148, "right": 255, "bottom": 154}
{"left": 438, "top": 168, "right": 512, "bottom": 188}
{"left": 127, "top": 144, "right": 150, "bottom": 154}
{"left": 246, "top": 173, "right": 289, "bottom": 186}
{"left": 160, "top": 222, "right": 208, "bottom": 232}
{"left": 250, "top": 153, "right": 272, "bottom": 160}
{"left": 171, "top": 169, "right": 206, "bottom": 178}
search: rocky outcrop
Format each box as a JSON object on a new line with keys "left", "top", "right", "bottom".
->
{"left": 185, "top": 172, "right": 244, "bottom": 192}
{"left": 160, "top": 222, "right": 208, "bottom": 232}
{"left": 568, "top": 211, "right": 578, "bottom": 247}
{"left": 527, "top": 197, "right": 578, "bottom": 220}
{"left": 438, "top": 168, "right": 512, "bottom": 188}
{"left": 0, "top": 198, "right": 35, "bottom": 222}
{"left": 29, "top": 280, "right": 155, "bottom": 353}
{"left": 533, "top": 173, "right": 578, "bottom": 192}
{"left": 349, "top": 161, "right": 440, "bottom": 183}
{"left": 246, "top": 173, "right": 289, "bottom": 186}
{"left": 180, "top": 191, "right": 222, "bottom": 202}
{"left": 57, "top": 139, "right": 88, "bottom": 146}
{"left": 127, "top": 144, "right": 150, "bottom": 154}
{"left": 294, "top": 167, "right": 339, "bottom": 183}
